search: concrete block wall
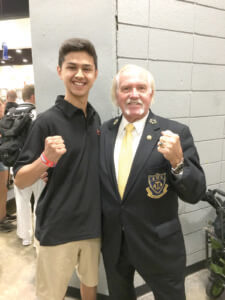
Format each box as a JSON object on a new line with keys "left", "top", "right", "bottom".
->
{"left": 116, "top": 0, "right": 225, "bottom": 266}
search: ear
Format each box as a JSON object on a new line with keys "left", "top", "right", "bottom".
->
{"left": 57, "top": 65, "right": 62, "bottom": 79}
{"left": 94, "top": 69, "right": 98, "bottom": 80}
{"left": 31, "top": 94, "right": 35, "bottom": 104}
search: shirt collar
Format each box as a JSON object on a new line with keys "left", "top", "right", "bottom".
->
{"left": 118, "top": 112, "right": 149, "bottom": 136}
{"left": 55, "top": 95, "right": 95, "bottom": 119}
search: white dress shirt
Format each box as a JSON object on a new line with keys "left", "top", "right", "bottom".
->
{"left": 114, "top": 113, "right": 149, "bottom": 180}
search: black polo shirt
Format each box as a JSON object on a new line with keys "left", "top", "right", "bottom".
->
{"left": 14, "top": 95, "right": 101, "bottom": 246}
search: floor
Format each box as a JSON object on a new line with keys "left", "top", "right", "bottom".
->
{"left": 0, "top": 201, "right": 224, "bottom": 300}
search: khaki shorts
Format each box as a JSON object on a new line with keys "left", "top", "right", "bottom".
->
{"left": 36, "top": 238, "right": 101, "bottom": 300}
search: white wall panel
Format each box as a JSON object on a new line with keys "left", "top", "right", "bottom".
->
{"left": 193, "top": 35, "right": 225, "bottom": 64}
{"left": 202, "top": 162, "right": 222, "bottom": 185}
{"left": 149, "top": 0, "right": 195, "bottom": 33}
{"left": 190, "top": 116, "right": 225, "bottom": 141}
{"left": 117, "top": 0, "right": 149, "bottom": 26}
{"left": 195, "top": 140, "right": 223, "bottom": 164}
{"left": 190, "top": 92, "right": 225, "bottom": 116}
{"left": 192, "top": 65, "right": 225, "bottom": 91}
{"left": 149, "top": 29, "right": 193, "bottom": 62}
{"left": 117, "top": 24, "right": 149, "bottom": 58}
{"left": 149, "top": 61, "right": 192, "bottom": 90}
{"left": 180, "top": 207, "right": 215, "bottom": 234}
{"left": 195, "top": 5, "right": 225, "bottom": 37}
{"left": 152, "top": 91, "right": 190, "bottom": 118}
{"left": 196, "top": 0, "right": 225, "bottom": 10}
{"left": 184, "top": 230, "right": 205, "bottom": 255}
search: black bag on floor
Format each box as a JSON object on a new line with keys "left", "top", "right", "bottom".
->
{"left": 0, "top": 103, "right": 35, "bottom": 167}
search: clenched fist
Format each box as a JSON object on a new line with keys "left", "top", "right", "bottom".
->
{"left": 43, "top": 135, "right": 67, "bottom": 164}
{"left": 157, "top": 130, "right": 183, "bottom": 168}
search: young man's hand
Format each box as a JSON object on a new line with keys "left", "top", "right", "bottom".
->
{"left": 43, "top": 135, "right": 67, "bottom": 164}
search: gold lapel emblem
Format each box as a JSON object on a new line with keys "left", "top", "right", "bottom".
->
{"left": 113, "top": 118, "right": 119, "bottom": 125}
{"left": 146, "top": 173, "right": 168, "bottom": 199}
{"left": 149, "top": 118, "right": 157, "bottom": 124}
{"left": 146, "top": 135, "right": 152, "bottom": 140}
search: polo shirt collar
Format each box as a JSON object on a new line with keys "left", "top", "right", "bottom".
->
{"left": 55, "top": 95, "right": 95, "bottom": 119}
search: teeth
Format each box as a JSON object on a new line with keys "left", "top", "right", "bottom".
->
{"left": 73, "top": 82, "right": 85, "bottom": 86}
{"left": 127, "top": 99, "right": 142, "bottom": 105}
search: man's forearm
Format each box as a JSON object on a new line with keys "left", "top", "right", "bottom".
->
{"left": 14, "top": 156, "right": 48, "bottom": 189}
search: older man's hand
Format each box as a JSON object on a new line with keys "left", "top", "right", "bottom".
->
{"left": 157, "top": 130, "right": 183, "bottom": 168}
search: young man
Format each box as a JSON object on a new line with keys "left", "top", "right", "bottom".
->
{"left": 14, "top": 84, "right": 45, "bottom": 246}
{"left": 14, "top": 38, "right": 101, "bottom": 300}
{"left": 100, "top": 64, "right": 206, "bottom": 300}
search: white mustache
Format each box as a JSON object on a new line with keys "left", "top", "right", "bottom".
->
{"left": 126, "top": 98, "right": 143, "bottom": 105}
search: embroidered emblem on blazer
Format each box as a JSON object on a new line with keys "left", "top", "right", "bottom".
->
{"left": 146, "top": 173, "right": 168, "bottom": 199}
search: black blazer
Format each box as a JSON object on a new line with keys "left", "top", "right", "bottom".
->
{"left": 100, "top": 110, "right": 206, "bottom": 275}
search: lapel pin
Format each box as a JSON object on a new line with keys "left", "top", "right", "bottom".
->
{"left": 149, "top": 118, "right": 157, "bottom": 124}
{"left": 146, "top": 135, "right": 152, "bottom": 140}
{"left": 113, "top": 119, "right": 119, "bottom": 125}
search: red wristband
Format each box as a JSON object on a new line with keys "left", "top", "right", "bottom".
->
{"left": 40, "top": 152, "right": 56, "bottom": 168}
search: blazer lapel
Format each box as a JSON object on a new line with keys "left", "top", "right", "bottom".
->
{"left": 123, "top": 111, "right": 161, "bottom": 200}
{"left": 104, "top": 117, "right": 121, "bottom": 196}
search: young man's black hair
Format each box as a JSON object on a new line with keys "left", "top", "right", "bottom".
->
{"left": 58, "top": 38, "right": 98, "bottom": 69}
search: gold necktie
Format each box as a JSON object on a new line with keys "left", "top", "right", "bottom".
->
{"left": 118, "top": 123, "right": 134, "bottom": 199}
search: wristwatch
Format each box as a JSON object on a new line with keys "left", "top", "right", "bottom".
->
{"left": 171, "top": 160, "right": 184, "bottom": 175}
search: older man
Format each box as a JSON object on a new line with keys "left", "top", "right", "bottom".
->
{"left": 100, "top": 64, "right": 206, "bottom": 300}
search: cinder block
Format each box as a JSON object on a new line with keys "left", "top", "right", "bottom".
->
{"left": 192, "top": 65, "right": 225, "bottom": 91}
{"left": 117, "top": 24, "right": 149, "bottom": 58}
{"left": 182, "top": 201, "right": 211, "bottom": 214}
{"left": 223, "top": 139, "right": 225, "bottom": 160}
{"left": 189, "top": 116, "right": 225, "bottom": 141}
{"left": 196, "top": 0, "right": 225, "bottom": 9}
{"left": 186, "top": 249, "right": 206, "bottom": 266}
{"left": 152, "top": 91, "right": 190, "bottom": 118}
{"left": 193, "top": 35, "right": 225, "bottom": 64}
{"left": 149, "top": 61, "right": 192, "bottom": 90}
{"left": 149, "top": 0, "right": 195, "bottom": 32}
{"left": 149, "top": 29, "right": 193, "bottom": 62}
{"left": 195, "top": 5, "right": 225, "bottom": 37}
{"left": 202, "top": 162, "right": 221, "bottom": 186}
{"left": 221, "top": 161, "right": 225, "bottom": 182}
{"left": 220, "top": 182, "right": 225, "bottom": 191}
{"left": 195, "top": 140, "right": 223, "bottom": 164}
{"left": 184, "top": 230, "right": 205, "bottom": 255}
{"left": 179, "top": 206, "right": 215, "bottom": 234}
{"left": 117, "top": 0, "right": 149, "bottom": 26}
{"left": 171, "top": 118, "right": 190, "bottom": 127}
{"left": 190, "top": 92, "right": 225, "bottom": 117}
{"left": 117, "top": 58, "right": 149, "bottom": 70}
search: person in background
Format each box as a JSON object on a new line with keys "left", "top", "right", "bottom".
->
{"left": 0, "top": 98, "right": 16, "bottom": 232}
{"left": 14, "top": 38, "right": 101, "bottom": 300}
{"left": 14, "top": 84, "right": 45, "bottom": 246}
{"left": 100, "top": 64, "right": 206, "bottom": 300}
{"left": 4, "top": 90, "right": 18, "bottom": 114}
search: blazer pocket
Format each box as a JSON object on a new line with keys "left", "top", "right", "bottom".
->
{"left": 155, "top": 218, "right": 181, "bottom": 239}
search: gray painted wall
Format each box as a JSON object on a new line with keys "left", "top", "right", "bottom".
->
{"left": 29, "top": 0, "right": 225, "bottom": 295}
{"left": 29, "top": 0, "right": 117, "bottom": 120}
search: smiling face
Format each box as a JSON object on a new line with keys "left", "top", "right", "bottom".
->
{"left": 57, "top": 51, "right": 98, "bottom": 106}
{"left": 116, "top": 67, "right": 153, "bottom": 123}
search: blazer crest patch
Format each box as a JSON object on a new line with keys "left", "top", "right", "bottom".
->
{"left": 146, "top": 173, "right": 168, "bottom": 199}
